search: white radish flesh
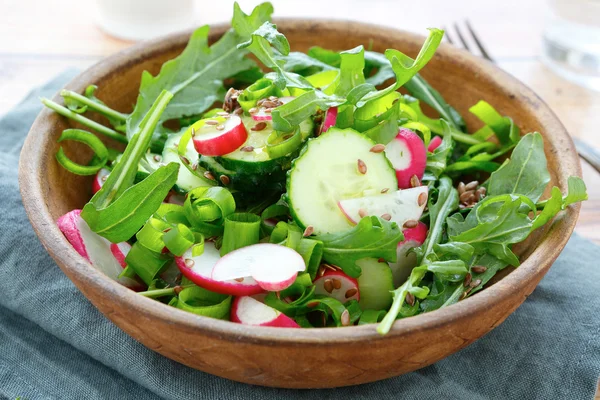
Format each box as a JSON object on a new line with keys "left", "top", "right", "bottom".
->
{"left": 211, "top": 243, "right": 305, "bottom": 292}
{"left": 175, "top": 242, "right": 262, "bottom": 296}
{"left": 57, "top": 210, "right": 140, "bottom": 288}
{"left": 385, "top": 128, "right": 427, "bottom": 189}
{"left": 231, "top": 296, "right": 299, "bottom": 327}
{"left": 338, "top": 186, "right": 428, "bottom": 228}
{"left": 389, "top": 221, "right": 428, "bottom": 287}
{"left": 314, "top": 270, "right": 359, "bottom": 302}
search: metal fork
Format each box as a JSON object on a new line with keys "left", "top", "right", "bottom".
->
{"left": 445, "top": 21, "right": 600, "bottom": 174}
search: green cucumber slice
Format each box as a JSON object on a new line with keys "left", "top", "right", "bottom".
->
{"left": 356, "top": 258, "right": 394, "bottom": 310}
{"left": 286, "top": 127, "right": 397, "bottom": 235}
{"left": 163, "top": 131, "right": 214, "bottom": 193}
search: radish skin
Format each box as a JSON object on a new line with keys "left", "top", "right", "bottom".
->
{"left": 110, "top": 242, "right": 131, "bottom": 268}
{"left": 193, "top": 115, "right": 248, "bottom": 156}
{"left": 211, "top": 244, "right": 305, "bottom": 292}
{"left": 320, "top": 107, "right": 338, "bottom": 134}
{"left": 231, "top": 296, "right": 299, "bottom": 328}
{"left": 385, "top": 128, "right": 427, "bottom": 189}
{"left": 428, "top": 136, "right": 442, "bottom": 152}
{"left": 176, "top": 242, "right": 263, "bottom": 296}
{"left": 389, "top": 221, "right": 428, "bottom": 287}
{"left": 92, "top": 168, "right": 110, "bottom": 194}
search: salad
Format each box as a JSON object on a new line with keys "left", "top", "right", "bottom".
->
{"left": 42, "top": 3, "right": 587, "bottom": 335}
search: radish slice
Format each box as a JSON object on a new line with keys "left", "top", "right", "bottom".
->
{"left": 389, "top": 222, "right": 428, "bottom": 287}
{"left": 92, "top": 168, "right": 110, "bottom": 194}
{"left": 57, "top": 210, "right": 140, "bottom": 288}
{"left": 314, "top": 270, "right": 359, "bottom": 302}
{"left": 110, "top": 242, "right": 131, "bottom": 268}
{"left": 385, "top": 128, "right": 427, "bottom": 189}
{"left": 165, "top": 191, "right": 185, "bottom": 205}
{"left": 251, "top": 97, "right": 295, "bottom": 122}
{"left": 338, "top": 187, "right": 428, "bottom": 228}
{"left": 192, "top": 115, "right": 248, "bottom": 156}
{"left": 175, "top": 242, "right": 263, "bottom": 296}
{"left": 428, "top": 135, "right": 443, "bottom": 153}
{"left": 211, "top": 243, "right": 305, "bottom": 292}
{"left": 231, "top": 296, "right": 299, "bottom": 327}
{"left": 320, "top": 107, "right": 338, "bottom": 134}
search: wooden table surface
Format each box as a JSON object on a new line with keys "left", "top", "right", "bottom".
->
{"left": 2, "top": 0, "right": 598, "bottom": 396}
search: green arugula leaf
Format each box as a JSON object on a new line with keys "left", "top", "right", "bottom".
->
{"left": 127, "top": 3, "right": 273, "bottom": 139}
{"left": 82, "top": 163, "right": 179, "bottom": 243}
{"left": 533, "top": 176, "right": 588, "bottom": 230}
{"left": 335, "top": 46, "right": 366, "bottom": 97}
{"left": 423, "top": 120, "right": 454, "bottom": 180}
{"left": 280, "top": 51, "right": 337, "bottom": 74}
{"left": 307, "top": 46, "right": 341, "bottom": 67}
{"left": 448, "top": 195, "right": 535, "bottom": 266}
{"left": 469, "top": 100, "right": 520, "bottom": 145}
{"left": 564, "top": 176, "right": 588, "bottom": 207}
{"left": 403, "top": 74, "right": 466, "bottom": 131}
{"left": 487, "top": 132, "right": 550, "bottom": 202}
{"left": 364, "top": 51, "right": 396, "bottom": 86}
{"left": 315, "top": 216, "right": 404, "bottom": 278}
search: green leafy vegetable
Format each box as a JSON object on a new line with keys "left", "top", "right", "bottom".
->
{"left": 55, "top": 129, "right": 108, "bottom": 176}
{"left": 315, "top": 216, "right": 404, "bottom": 278}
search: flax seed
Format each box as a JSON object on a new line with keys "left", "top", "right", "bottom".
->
{"left": 216, "top": 124, "right": 225, "bottom": 131}
{"left": 217, "top": 111, "right": 230, "bottom": 117}
{"left": 458, "top": 182, "right": 466, "bottom": 194}
{"left": 418, "top": 192, "right": 428, "bottom": 207}
{"left": 174, "top": 286, "right": 183, "bottom": 295}
{"left": 248, "top": 107, "right": 258, "bottom": 114}
{"left": 470, "top": 279, "right": 482, "bottom": 288}
{"left": 463, "top": 273, "right": 472, "bottom": 287}
{"left": 303, "top": 225, "right": 314, "bottom": 237}
{"left": 219, "top": 175, "right": 230, "bottom": 185}
{"left": 241, "top": 146, "right": 254, "bottom": 152}
{"left": 472, "top": 266, "right": 487, "bottom": 274}
{"left": 465, "top": 181, "right": 479, "bottom": 191}
{"left": 341, "top": 309, "right": 351, "bottom": 326}
{"left": 153, "top": 155, "right": 162, "bottom": 162}
{"left": 410, "top": 175, "right": 420, "bottom": 188}
{"left": 357, "top": 159, "right": 367, "bottom": 174}
{"left": 403, "top": 219, "right": 418, "bottom": 229}
{"left": 358, "top": 208, "right": 368, "bottom": 218}
{"left": 381, "top": 213, "right": 392, "bottom": 221}
{"left": 234, "top": 277, "right": 244, "bottom": 282}
{"left": 345, "top": 288, "right": 358, "bottom": 298}
{"left": 460, "top": 191, "right": 475, "bottom": 203}
{"left": 180, "top": 156, "right": 190, "bottom": 165}
{"left": 205, "top": 119, "right": 219, "bottom": 125}
{"left": 306, "top": 300, "right": 319, "bottom": 308}
{"left": 406, "top": 292, "right": 415, "bottom": 306}
{"left": 251, "top": 122, "right": 267, "bottom": 131}
{"left": 324, "top": 279, "right": 334, "bottom": 293}
{"left": 369, "top": 144, "right": 386, "bottom": 153}
{"left": 184, "top": 259, "right": 195, "bottom": 268}
{"left": 268, "top": 96, "right": 278, "bottom": 101}
{"left": 381, "top": 188, "right": 389, "bottom": 194}
{"left": 332, "top": 279, "right": 342, "bottom": 290}
{"left": 203, "top": 171, "right": 215, "bottom": 181}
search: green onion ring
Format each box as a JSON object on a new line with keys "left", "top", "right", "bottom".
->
{"left": 266, "top": 127, "right": 302, "bottom": 159}
{"left": 55, "top": 129, "right": 109, "bottom": 176}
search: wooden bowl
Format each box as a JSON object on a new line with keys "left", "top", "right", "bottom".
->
{"left": 18, "top": 20, "right": 582, "bottom": 388}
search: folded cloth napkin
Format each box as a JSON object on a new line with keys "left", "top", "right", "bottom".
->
{"left": 0, "top": 71, "right": 599, "bottom": 400}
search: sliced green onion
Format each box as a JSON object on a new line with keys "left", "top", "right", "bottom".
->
{"left": 344, "top": 299, "right": 362, "bottom": 325}
{"left": 305, "top": 70, "right": 339, "bottom": 95}
{"left": 312, "top": 297, "right": 347, "bottom": 327}
{"left": 260, "top": 203, "right": 289, "bottom": 235}
{"left": 296, "top": 238, "right": 324, "bottom": 279}
{"left": 220, "top": 213, "right": 261, "bottom": 256}
{"left": 270, "top": 221, "right": 290, "bottom": 244}
{"left": 118, "top": 265, "right": 139, "bottom": 281}
{"left": 238, "top": 78, "right": 279, "bottom": 111}
{"left": 163, "top": 223, "right": 195, "bottom": 256}
{"left": 136, "top": 218, "right": 169, "bottom": 253}
{"left": 125, "top": 242, "right": 172, "bottom": 285}
{"left": 171, "top": 286, "right": 232, "bottom": 319}
{"left": 138, "top": 284, "right": 194, "bottom": 299}
{"left": 398, "top": 103, "right": 419, "bottom": 121}
{"left": 402, "top": 121, "right": 432, "bottom": 147}
{"left": 353, "top": 91, "right": 400, "bottom": 132}
{"left": 294, "top": 315, "right": 314, "bottom": 328}
{"left": 184, "top": 186, "right": 235, "bottom": 235}
{"left": 41, "top": 98, "right": 128, "bottom": 143}
{"left": 55, "top": 129, "right": 109, "bottom": 176}
{"left": 266, "top": 127, "right": 302, "bottom": 159}
{"left": 177, "top": 127, "right": 216, "bottom": 186}
{"left": 191, "top": 238, "right": 205, "bottom": 257}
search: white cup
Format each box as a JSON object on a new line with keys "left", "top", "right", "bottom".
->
{"left": 96, "top": 0, "right": 197, "bottom": 41}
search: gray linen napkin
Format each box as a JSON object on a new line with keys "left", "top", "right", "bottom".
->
{"left": 0, "top": 71, "right": 598, "bottom": 400}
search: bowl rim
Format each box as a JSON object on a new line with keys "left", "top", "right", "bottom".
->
{"left": 19, "top": 19, "right": 582, "bottom": 345}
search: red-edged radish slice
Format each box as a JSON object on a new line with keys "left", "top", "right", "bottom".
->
{"left": 192, "top": 115, "right": 248, "bottom": 156}
{"left": 231, "top": 296, "right": 300, "bottom": 328}
{"left": 110, "top": 242, "right": 131, "bottom": 268}
{"left": 92, "top": 168, "right": 110, "bottom": 194}
{"left": 389, "top": 222, "right": 428, "bottom": 287}
{"left": 165, "top": 191, "right": 185, "bottom": 205}
{"left": 320, "top": 107, "right": 338, "bottom": 134}
{"left": 175, "top": 242, "right": 263, "bottom": 296}
{"left": 251, "top": 97, "right": 295, "bottom": 121}
{"left": 338, "top": 186, "right": 428, "bottom": 228}
{"left": 428, "top": 135, "right": 443, "bottom": 153}
{"left": 385, "top": 128, "right": 427, "bottom": 189}
{"left": 57, "top": 210, "right": 140, "bottom": 288}
{"left": 211, "top": 243, "right": 306, "bottom": 292}
{"left": 314, "top": 270, "right": 359, "bottom": 302}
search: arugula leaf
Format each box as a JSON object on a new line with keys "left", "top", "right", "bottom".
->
{"left": 364, "top": 51, "right": 396, "bottom": 86}
{"left": 127, "top": 3, "right": 272, "bottom": 139}
{"left": 418, "top": 176, "right": 459, "bottom": 262}
{"left": 423, "top": 120, "right": 454, "bottom": 181}
{"left": 271, "top": 89, "right": 344, "bottom": 132}
{"left": 564, "top": 176, "right": 588, "bottom": 206}
{"left": 307, "top": 46, "right": 341, "bottom": 67}
{"left": 403, "top": 73, "right": 467, "bottom": 131}
{"left": 315, "top": 216, "right": 404, "bottom": 278}
{"left": 335, "top": 46, "right": 366, "bottom": 97}
{"left": 448, "top": 195, "right": 535, "bottom": 266}
{"left": 487, "top": 132, "right": 550, "bottom": 202}
{"left": 280, "top": 52, "right": 336, "bottom": 75}
{"left": 533, "top": 176, "right": 588, "bottom": 230}
{"left": 470, "top": 100, "right": 520, "bottom": 145}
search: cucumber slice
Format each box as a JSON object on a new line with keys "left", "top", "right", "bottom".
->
{"left": 163, "top": 131, "right": 214, "bottom": 193}
{"left": 287, "top": 128, "right": 397, "bottom": 235}
{"left": 356, "top": 258, "right": 394, "bottom": 310}
{"left": 200, "top": 117, "right": 314, "bottom": 192}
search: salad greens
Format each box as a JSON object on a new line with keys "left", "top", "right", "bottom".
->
{"left": 46, "top": 2, "right": 587, "bottom": 335}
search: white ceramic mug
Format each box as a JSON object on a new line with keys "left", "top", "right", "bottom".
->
{"left": 96, "top": 0, "right": 196, "bottom": 41}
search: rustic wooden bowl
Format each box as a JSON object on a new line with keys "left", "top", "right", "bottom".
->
{"left": 19, "top": 20, "right": 582, "bottom": 388}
